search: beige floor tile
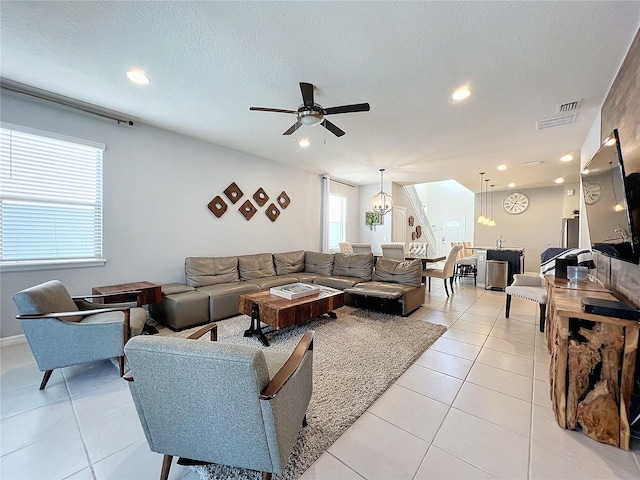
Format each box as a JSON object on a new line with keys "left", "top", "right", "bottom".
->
{"left": 422, "top": 314, "right": 457, "bottom": 328}
{"left": 433, "top": 408, "right": 529, "bottom": 479}
{"left": 414, "top": 349, "right": 473, "bottom": 380}
{"left": 453, "top": 382, "right": 532, "bottom": 437}
{"left": 492, "top": 317, "right": 536, "bottom": 333}
{"left": 475, "top": 348, "right": 534, "bottom": 377}
{"left": 430, "top": 337, "right": 481, "bottom": 361}
{"left": 457, "top": 312, "right": 497, "bottom": 326}
{"left": 369, "top": 384, "right": 449, "bottom": 442}
{"left": 450, "top": 319, "right": 493, "bottom": 335}
{"left": 415, "top": 446, "right": 496, "bottom": 479}
{"left": 489, "top": 326, "right": 535, "bottom": 345}
{"left": 92, "top": 440, "right": 196, "bottom": 480}
{"left": 395, "top": 365, "right": 463, "bottom": 405}
{"left": 328, "top": 412, "right": 430, "bottom": 480}
{"left": 64, "top": 467, "right": 97, "bottom": 479}
{"left": 466, "top": 362, "right": 532, "bottom": 402}
{"left": 1, "top": 368, "right": 69, "bottom": 420}
{"left": 442, "top": 327, "right": 487, "bottom": 346}
{"left": 483, "top": 336, "right": 535, "bottom": 359}
{"left": 72, "top": 380, "right": 146, "bottom": 463}
{"left": 533, "top": 378, "right": 553, "bottom": 409}
{"left": 0, "top": 400, "right": 90, "bottom": 479}
{"left": 299, "top": 453, "right": 364, "bottom": 480}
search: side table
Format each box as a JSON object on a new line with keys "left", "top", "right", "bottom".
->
{"left": 92, "top": 281, "right": 162, "bottom": 307}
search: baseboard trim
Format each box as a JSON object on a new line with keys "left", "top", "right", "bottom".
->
{"left": 1, "top": 334, "right": 27, "bottom": 347}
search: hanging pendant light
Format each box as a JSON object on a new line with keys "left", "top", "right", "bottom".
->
{"left": 371, "top": 168, "right": 394, "bottom": 215}
{"left": 482, "top": 179, "right": 491, "bottom": 224}
{"left": 476, "top": 172, "right": 486, "bottom": 224}
{"left": 488, "top": 184, "right": 496, "bottom": 226}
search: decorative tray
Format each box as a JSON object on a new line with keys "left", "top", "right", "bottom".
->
{"left": 270, "top": 283, "right": 320, "bottom": 300}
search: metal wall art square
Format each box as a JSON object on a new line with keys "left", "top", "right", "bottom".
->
{"left": 224, "top": 182, "right": 244, "bottom": 204}
{"left": 239, "top": 200, "right": 257, "bottom": 220}
{"left": 265, "top": 203, "right": 280, "bottom": 222}
{"left": 207, "top": 196, "right": 228, "bottom": 218}
{"left": 253, "top": 188, "right": 269, "bottom": 207}
{"left": 277, "top": 191, "right": 291, "bottom": 209}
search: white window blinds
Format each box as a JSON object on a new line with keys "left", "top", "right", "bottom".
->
{"left": 0, "top": 125, "right": 104, "bottom": 266}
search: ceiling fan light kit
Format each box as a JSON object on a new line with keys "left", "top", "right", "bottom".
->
{"left": 250, "top": 82, "right": 370, "bottom": 137}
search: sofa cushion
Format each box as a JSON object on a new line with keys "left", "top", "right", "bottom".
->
{"left": 160, "top": 283, "right": 195, "bottom": 296}
{"left": 273, "top": 250, "right": 305, "bottom": 275}
{"left": 185, "top": 257, "right": 239, "bottom": 287}
{"left": 333, "top": 253, "right": 373, "bottom": 280}
{"left": 373, "top": 258, "right": 422, "bottom": 287}
{"left": 313, "top": 276, "right": 362, "bottom": 290}
{"left": 238, "top": 253, "right": 276, "bottom": 281}
{"left": 347, "top": 281, "right": 417, "bottom": 299}
{"left": 305, "top": 251, "right": 335, "bottom": 276}
{"left": 244, "top": 275, "right": 302, "bottom": 290}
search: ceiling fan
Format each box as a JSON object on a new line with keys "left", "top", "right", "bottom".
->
{"left": 250, "top": 82, "right": 370, "bottom": 137}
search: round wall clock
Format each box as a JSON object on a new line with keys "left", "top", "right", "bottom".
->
{"left": 502, "top": 192, "right": 529, "bottom": 214}
{"left": 583, "top": 182, "right": 601, "bottom": 205}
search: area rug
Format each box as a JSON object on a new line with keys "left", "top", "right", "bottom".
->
{"left": 162, "top": 306, "right": 446, "bottom": 480}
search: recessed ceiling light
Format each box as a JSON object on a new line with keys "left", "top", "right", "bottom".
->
{"left": 560, "top": 154, "right": 573, "bottom": 162}
{"left": 298, "top": 138, "right": 310, "bottom": 148}
{"left": 508, "top": 182, "right": 516, "bottom": 188}
{"left": 554, "top": 177, "right": 565, "bottom": 184}
{"left": 452, "top": 86, "right": 471, "bottom": 101}
{"left": 127, "top": 69, "right": 150, "bottom": 85}
{"left": 497, "top": 164, "right": 507, "bottom": 171}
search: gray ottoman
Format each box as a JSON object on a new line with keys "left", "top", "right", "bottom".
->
{"left": 152, "top": 283, "right": 210, "bottom": 330}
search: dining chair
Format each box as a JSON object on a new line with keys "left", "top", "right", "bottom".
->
{"left": 381, "top": 243, "right": 405, "bottom": 261}
{"left": 422, "top": 245, "right": 462, "bottom": 297}
{"left": 351, "top": 243, "right": 372, "bottom": 254}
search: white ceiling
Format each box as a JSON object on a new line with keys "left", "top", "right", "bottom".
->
{"left": 1, "top": 1, "right": 639, "bottom": 192}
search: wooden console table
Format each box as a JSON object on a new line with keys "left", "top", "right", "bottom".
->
{"left": 545, "top": 275, "right": 639, "bottom": 450}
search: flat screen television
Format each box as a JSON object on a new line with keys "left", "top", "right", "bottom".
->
{"left": 581, "top": 129, "right": 640, "bottom": 264}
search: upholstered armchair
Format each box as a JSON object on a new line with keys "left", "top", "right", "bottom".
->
{"left": 13, "top": 280, "right": 147, "bottom": 389}
{"left": 505, "top": 274, "right": 548, "bottom": 332}
{"left": 124, "top": 327, "right": 314, "bottom": 480}
{"left": 381, "top": 243, "right": 405, "bottom": 261}
{"left": 454, "top": 241, "right": 477, "bottom": 284}
{"left": 422, "top": 244, "right": 462, "bottom": 297}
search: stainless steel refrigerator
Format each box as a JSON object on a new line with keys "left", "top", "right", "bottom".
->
{"left": 561, "top": 218, "right": 579, "bottom": 248}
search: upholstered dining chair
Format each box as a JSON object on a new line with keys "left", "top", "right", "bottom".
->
{"left": 408, "top": 242, "right": 428, "bottom": 258}
{"left": 381, "top": 243, "right": 405, "bottom": 261}
{"left": 505, "top": 274, "right": 548, "bottom": 332}
{"left": 124, "top": 327, "right": 315, "bottom": 480}
{"left": 454, "top": 241, "right": 477, "bottom": 284}
{"left": 13, "top": 280, "right": 147, "bottom": 389}
{"left": 339, "top": 242, "right": 353, "bottom": 253}
{"left": 422, "top": 244, "right": 463, "bottom": 297}
{"left": 351, "top": 243, "right": 372, "bottom": 254}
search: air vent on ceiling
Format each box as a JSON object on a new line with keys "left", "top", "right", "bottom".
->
{"left": 524, "top": 160, "right": 543, "bottom": 167}
{"left": 557, "top": 99, "right": 581, "bottom": 114}
{"left": 536, "top": 113, "right": 576, "bottom": 130}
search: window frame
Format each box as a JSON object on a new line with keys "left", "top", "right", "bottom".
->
{"left": 328, "top": 194, "right": 347, "bottom": 251}
{"left": 0, "top": 122, "right": 106, "bottom": 271}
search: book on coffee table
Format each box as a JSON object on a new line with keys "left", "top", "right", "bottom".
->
{"left": 270, "top": 283, "right": 320, "bottom": 300}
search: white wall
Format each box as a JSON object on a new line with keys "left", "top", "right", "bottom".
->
{"left": 414, "top": 180, "right": 475, "bottom": 257}
{"left": 580, "top": 110, "right": 602, "bottom": 248}
{"left": 474, "top": 186, "right": 566, "bottom": 272}
{"left": 0, "top": 93, "right": 321, "bottom": 338}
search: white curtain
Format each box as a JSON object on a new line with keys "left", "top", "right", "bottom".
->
{"left": 320, "top": 174, "right": 331, "bottom": 252}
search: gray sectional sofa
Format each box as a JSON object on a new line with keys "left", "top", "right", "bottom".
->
{"left": 151, "top": 251, "right": 425, "bottom": 330}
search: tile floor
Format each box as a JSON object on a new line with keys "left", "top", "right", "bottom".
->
{"left": 2, "top": 282, "right": 640, "bottom": 479}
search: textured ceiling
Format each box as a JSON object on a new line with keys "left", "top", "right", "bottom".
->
{"left": 1, "top": 1, "right": 639, "bottom": 192}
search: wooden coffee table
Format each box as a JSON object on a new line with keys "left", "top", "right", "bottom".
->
{"left": 238, "top": 285, "right": 345, "bottom": 346}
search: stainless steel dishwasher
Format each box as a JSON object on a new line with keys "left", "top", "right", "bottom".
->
{"left": 485, "top": 260, "right": 508, "bottom": 291}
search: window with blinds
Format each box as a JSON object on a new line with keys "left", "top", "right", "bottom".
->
{"left": 0, "top": 125, "right": 104, "bottom": 267}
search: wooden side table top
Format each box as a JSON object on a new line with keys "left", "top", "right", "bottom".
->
{"left": 239, "top": 286, "right": 345, "bottom": 330}
{"left": 545, "top": 275, "right": 610, "bottom": 292}
{"left": 92, "top": 281, "right": 162, "bottom": 306}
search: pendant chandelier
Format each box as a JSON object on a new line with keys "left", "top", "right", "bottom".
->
{"left": 482, "top": 179, "right": 491, "bottom": 225}
{"left": 476, "top": 172, "right": 486, "bottom": 224}
{"left": 371, "top": 168, "right": 394, "bottom": 215}
{"left": 488, "top": 184, "right": 496, "bottom": 226}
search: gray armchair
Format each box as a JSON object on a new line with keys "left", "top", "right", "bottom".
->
{"left": 13, "top": 280, "right": 147, "bottom": 389}
{"left": 124, "top": 328, "right": 314, "bottom": 480}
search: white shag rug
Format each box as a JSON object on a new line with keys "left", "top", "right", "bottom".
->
{"left": 160, "top": 306, "right": 446, "bottom": 480}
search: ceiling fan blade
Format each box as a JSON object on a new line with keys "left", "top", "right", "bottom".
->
{"left": 321, "top": 119, "right": 345, "bottom": 137}
{"left": 250, "top": 107, "right": 297, "bottom": 114}
{"left": 283, "top": 121, "right": 303, "bottom": 136}
{"left": 322, "top": 103, "right": 370, "bottom": 115}
{"left": 299, "top": 82, "right": 315, "bottom": 108}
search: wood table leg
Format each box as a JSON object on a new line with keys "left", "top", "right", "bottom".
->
{"left": 619, "top": 325, "right": 639, "bottom": 450}
{"left": 553, "top": 313, "right": 569, "bottom": 429}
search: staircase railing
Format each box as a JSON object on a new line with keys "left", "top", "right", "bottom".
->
{"left": 404, "top": 185, "right": 437, "bottom": 257}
